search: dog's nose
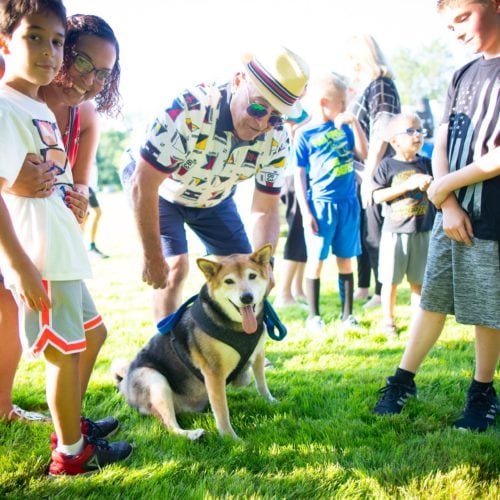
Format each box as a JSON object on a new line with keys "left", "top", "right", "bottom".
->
{"left": 240, "top": 292, "right": 254, "bottom": 305}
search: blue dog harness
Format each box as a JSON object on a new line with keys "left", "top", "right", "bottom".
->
{"left": 157, "top": 287, "right": 287, "bottom": 384}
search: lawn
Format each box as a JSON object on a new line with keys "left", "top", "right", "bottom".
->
{"left": 0, "top": 191, "right": 498, "bottom": 499}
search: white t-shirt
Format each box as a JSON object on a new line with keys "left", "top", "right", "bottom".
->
{"left": 0, "top": 85, "right": 91, "bottom": 285}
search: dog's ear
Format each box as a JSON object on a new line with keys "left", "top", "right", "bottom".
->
{"left": 250, "top": 244, "right": 273, "bottom": 266}
{"left": 197, "top": 258, "right": 222, "bottom": 280}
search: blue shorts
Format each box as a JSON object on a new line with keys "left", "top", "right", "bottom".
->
{"left": 158, "top": 195, "right": 252, "bottom": 257}
{"left": 305, "top": 198, "right": 361, "bottom": 261}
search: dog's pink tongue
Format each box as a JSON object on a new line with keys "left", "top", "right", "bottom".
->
{"left": 241, "top": 305, "right": 257, "bottom": 334}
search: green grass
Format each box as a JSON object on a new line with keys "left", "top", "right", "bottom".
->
{"left": 1, "top": 192, "right": 498, "bottom": 499}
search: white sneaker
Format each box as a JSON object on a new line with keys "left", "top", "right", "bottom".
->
{"left": 363, "top": 294, "right": 381, "bottom": 309}
{"left": 305, "top": 315, "right": 325, "bottom": 333}
{"left": 353, "top": 288, "right": 369, "bottom": 300}
{"left": 343, "top": 315, "right": 359, "bottom": 327}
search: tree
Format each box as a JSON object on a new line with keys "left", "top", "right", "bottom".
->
{"left": 95, "top": 128, "right": 131, "bottom": 189}
{"left": 391, "top": 39, "right": 455, "bottom": 106}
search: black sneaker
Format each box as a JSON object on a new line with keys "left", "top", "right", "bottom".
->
{"left": 48, "top": 436, "right": 132, "bottom": 476}
{"left": 373, "top": 376, "right": 417, "bottom": 415}
{"left": 453, "top": 385, "right": 499, "bottom": 432}
{"left": 81, "top": 416, "right": 119, "bottom": 439}
{"left": 50, "top": 416, "right": 119, "bottom": 449}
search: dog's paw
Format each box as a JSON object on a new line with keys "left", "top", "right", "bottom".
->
{"left": 185, "top": 428, "right": 206, "bottom": 441}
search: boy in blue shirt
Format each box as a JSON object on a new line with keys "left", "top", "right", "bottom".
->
{"left": 294, "top": 73, "right": 368, "bottom": 331}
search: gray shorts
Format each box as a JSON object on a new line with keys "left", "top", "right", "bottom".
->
{"left": 14, "top": 280, "right": 102, "bottom": 358}
{"left": 378, "top": 231, "right": 430, "bottom": 285}
{"left": 420, "top": 213, "right": 500, "bottom": 329}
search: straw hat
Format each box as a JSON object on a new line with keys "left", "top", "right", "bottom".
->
{"left": 242, "top": 46, "right": 310, "bottom": 118}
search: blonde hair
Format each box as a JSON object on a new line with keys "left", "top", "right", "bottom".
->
{"left": 347, "top": 34, "right": 394, "bottom": 81}
{"left": 436, "top": 0, "right": 489, "bottom": 12}
{"left": 386, "top": 112, "right": 422, "bottom": 141}
{"left": 312, "top": 72, "right": 347, "bottom": 100}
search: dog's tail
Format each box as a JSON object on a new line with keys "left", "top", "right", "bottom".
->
{"left": 111, "top": 358, "right": 130, "bottom": 385}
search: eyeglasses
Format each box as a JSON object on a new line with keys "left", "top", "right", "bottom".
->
{"left": 396, "top": 127, "right": 428, "bottom": 137}
{"left": 243, "top": 82, "right": 285, "bottom": 128}
{"left": 71, "top": 50, "right": 112, "bottom": 83}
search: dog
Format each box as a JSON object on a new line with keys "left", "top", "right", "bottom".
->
{"left": 113, "top": 244, "right": 276, "bottom": 440}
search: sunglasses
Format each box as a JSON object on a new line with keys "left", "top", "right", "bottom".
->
{"left": 243, "top": 82, "right": 285, "bottom": 128}
{"left": 397, "top": 127, "right": 428, "bottom": 137}
{"left": 71, "top": 51, "right": 112, "bottom": 83}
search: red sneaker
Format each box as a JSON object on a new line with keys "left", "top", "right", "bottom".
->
{"left": 51, "top": 416, "right": 119, "bottom": 449}
{"left": 48, "top": 436, "right": 132, "bottom": 476}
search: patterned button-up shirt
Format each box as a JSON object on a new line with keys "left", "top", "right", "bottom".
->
{"left": 140, "top": 82, "right": 290, "bottom": 208}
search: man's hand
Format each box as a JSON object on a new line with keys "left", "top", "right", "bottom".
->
{"left": 6, "top": 154, "right": 55, "bottom": 197}
{"left": 142, "top": 254, "right": 169, "bottom": 289}
{"left": 442, "top": 202, "right": 474, "bottom": 246}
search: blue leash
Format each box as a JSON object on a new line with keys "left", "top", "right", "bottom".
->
{"left": 157, "top": 294, "right": 198, "bottom": 335}
{"left": 263, "top": 299, "right": 287, "bottom": 341}
{"left": 157, "top": 295, "right": 287, "bottom": 341}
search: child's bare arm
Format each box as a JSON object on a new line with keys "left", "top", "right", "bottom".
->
{"left": 294, "top": 166, "right": 318, "bottom": 235}
{"left": 0, "top": 181, "right": 51, "bottom": 310}
{"left": 373, "top": 173, "right": 432, "bottom": 204}
{"left": 428, "top": 146, "right": 499, "bottom": 208}
{"left": 334, "top": 113, "right": 368, "bottom": 160}
{"left": 431, "top": 124, "right": 474, "bottom": 245}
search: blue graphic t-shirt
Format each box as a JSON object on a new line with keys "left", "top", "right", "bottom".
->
{"left": 294, "top": 121, "right": 356, "bottom": 202}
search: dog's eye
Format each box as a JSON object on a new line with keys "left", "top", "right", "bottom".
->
{"left": 225, "top": 278, "right": 235, "bottom": 285}
{"left": 248, "top": 273, "right": 257, "bottom": 280}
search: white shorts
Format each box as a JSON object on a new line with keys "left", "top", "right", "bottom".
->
{"left": 13, "top": 280, "right": 102, "bottom": 358}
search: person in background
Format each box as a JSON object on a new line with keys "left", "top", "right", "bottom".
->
{"left": 372, "top": 113, "right": 435, "bottom": 338}
{"left": 373, "top": 0, "right": 499, "bottom": 433}
{"left": 346, "top": 33, "right": 402, "bottom": 309}
{"left": 294, "top": 73, "right": 368, "bottom": 332}
{"left": 0, "top": 5, "right": 131, "bottom": 476}
{"left": 415, "top": 96, "right": 435, "bottom": 159}
{"left": 274, "top": 112, "right": 310, "bottom": 308}
{"left": 83, "top": 162, "right": 109, "bottom": 258}
{"left": 124, "top": 46, "right": 310, "bottom": 322}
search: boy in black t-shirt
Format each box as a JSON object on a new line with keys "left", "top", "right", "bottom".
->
{"left": 372, "top": 0, "right": 499, "bottom": 432}
{"left": 372, "top": 113, "right": 435, "bottom": 338}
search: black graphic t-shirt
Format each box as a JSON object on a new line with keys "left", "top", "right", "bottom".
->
{"left": 373, "top": 156, "right": 435, "bottom": 234}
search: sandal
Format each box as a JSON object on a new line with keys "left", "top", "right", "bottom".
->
{"left": 7, "top": 405, "right": 51, "bottom": 423}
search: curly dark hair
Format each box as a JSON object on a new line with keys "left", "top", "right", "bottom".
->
{"left": 53, "top": 14, "right": 121, "bottom": 117}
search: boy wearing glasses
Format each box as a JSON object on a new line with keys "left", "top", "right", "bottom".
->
{"left": 124, "top": 47, "right": 309, "bottom": 321}
{"left": 294, "top": 73, "right": 368, "bottom": 332}
{"left": 373, "top": 0, "right": 499, "bottom": 433}
{"left": 372, "top": 113, "right": 435, "bottom": 338}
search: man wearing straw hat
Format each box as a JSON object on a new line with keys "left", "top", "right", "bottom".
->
{"left": 124, "top": 46, "right": 310, "bottom": 321}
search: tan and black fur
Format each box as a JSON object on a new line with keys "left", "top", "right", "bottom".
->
{"left": 113, "top": 245, "right": 275, "bottom": 440}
